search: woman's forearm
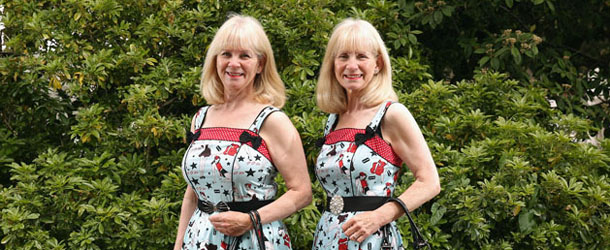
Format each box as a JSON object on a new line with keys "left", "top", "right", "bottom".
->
{"left": 257, "top": 186, "right": 312, "bottom": 225}
{"left": 375, "top": 178, "right": 441, "bottom": 226}
{"left": 174, "top": 189, "right": 197, "bottom": 250}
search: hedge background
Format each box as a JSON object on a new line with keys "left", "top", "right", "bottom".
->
{"left": 1, "top": 0, "right": 608, "bottom": 249}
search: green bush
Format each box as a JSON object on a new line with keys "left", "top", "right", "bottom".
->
{"left": 1, "top": 0, "right": 608, "bottom": 249}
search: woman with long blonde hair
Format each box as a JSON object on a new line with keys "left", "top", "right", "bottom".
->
{"left": 313, "top": 18, "right": 440, "bottom": 249}
{"left": 174, "top": 15, "right": 311, "bottom": 250}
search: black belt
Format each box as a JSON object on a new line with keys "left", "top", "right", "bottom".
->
{"left": 324, "top": 196, "right": 430, "bottom": 249}
{"left": 324, "top": 195, "right": 389, "bottom": 214}
{"left": 197, "top": 199, "right": 274, "bottom": 214}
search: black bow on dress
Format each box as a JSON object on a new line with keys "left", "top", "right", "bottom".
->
{"left": 240, "top": 131, "right": 262, "bottom": 149}
{"left": 315, "top": 136, "right": 326, "bottom": 148}
{"left": 186, "top": 129, "right": 201, "bottom": 144}
{"left": 354, "top": 126, "right": 376, "bottom": 146}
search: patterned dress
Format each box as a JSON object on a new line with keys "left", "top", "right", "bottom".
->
{"left": 313, "top": 101, "right": 405, "bottom": 250}
{"left": 181, "top": 106, "right": 292, "bottom": 250}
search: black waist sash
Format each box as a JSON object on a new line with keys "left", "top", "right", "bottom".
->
{"left": 197, "top": 199, "right": 274, "bottom": 214}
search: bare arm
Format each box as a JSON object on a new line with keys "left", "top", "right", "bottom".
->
{"left": 256, "top": 111, "right": 313, "bottom": 223}
{"left": 173, "top": 114, "right": 200, "bottom": 249}
{"left": 208, "top": 111, "right": 312, "bottom": 235}
{"left": 343, "top": 103, "right": 440, "bottom": 242}
{"left": 174, "top": 186, "right": 198, "bottom": 250}
{"left": 375, "top": 103, "right": 440, "bottom": 224}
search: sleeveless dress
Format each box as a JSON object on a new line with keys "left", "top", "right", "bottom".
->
{"left": 181, "top": 106, "right": 292, "bottom": 250}
{"left": 312, "top": 101, "right": 405, "bottom": 250}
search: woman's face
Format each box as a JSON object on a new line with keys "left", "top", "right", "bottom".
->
{"left": 216, "top": 48, "right": 262, "bottom": 92}
{"left": 333, "top": 50, "right": 379, "bottom": 92}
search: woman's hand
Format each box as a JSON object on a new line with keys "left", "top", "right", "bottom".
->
{"left": 341, "top": 211, "right": 384, "bottom": 243}
{"left": 209, "top": 211, "right": 252, "bottom": 236}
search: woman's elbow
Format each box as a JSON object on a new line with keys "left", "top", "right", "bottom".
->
{"left": 298, "top": 186, "right": 313, "bottom": 209}
{"left": 429, "top": 177, "right": 441, "bottom": 197}
{"left": 432, "top": 182, "right": 441, "bottom": 197}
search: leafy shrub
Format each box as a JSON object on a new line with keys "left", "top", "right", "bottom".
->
{"left": 1, "top": 0, "right": 608, "bottom": 249}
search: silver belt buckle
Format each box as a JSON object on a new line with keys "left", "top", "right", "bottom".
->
{"left": 329, "top": 195, "right": 344, "bottom": 215}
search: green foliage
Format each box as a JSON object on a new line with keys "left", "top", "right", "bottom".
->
{"left": 0, "top": 0, "right": 608, "bottom": 249}
{"left": 401, "top": 71, "right": 609, "bottom": 248}
{"left": 402, "top": 0, "right": 610, "bottom": 136}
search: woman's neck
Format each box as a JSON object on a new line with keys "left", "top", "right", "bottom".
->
{"left": 344, "top": 91, "right": 370, "bottom": 114}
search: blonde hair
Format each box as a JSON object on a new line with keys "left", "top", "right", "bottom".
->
{"left": 200, "top": 15, "right": 285, "bottom": 107}
{"left": 316, "top": 18, "right": 397, "bottom": 114}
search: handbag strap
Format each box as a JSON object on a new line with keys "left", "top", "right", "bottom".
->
{"left": 248, "top": 210, "right": 266, "bottom": 250}
{"left": 227, "top": 210, "right": 266, "bottom": 250}
{"left": 387, "top": 197, "right": 431, "bottom": 249}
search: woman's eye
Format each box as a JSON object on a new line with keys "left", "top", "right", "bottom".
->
{"left": 240, "top": 54, "right": 251, "bottom": 58}
{"left": 338, "top": 54, "right": 349, "bottom": 59}
{"left": 221, "top": 52, "right": 231, "bottom": 57}
{"left": 357, "top": 54, "right": 368, "bottom": 59}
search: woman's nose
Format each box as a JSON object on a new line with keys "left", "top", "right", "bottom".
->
{"left": 227, "top": 56, "right": 240, "bottom": 67}
{"left": 345, "top": 58, "right": 358, "bottom": 70}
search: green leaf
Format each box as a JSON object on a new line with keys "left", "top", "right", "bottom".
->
{"left": 434, "top": 11, "right": 443, "bottom": 24}
{"left": 491, "top": 57, "right": 500, "bottom": 69}
{"left": 511, "top": 47, "right": 522, "bottom": 64}
{"left": 408, "top": 34, "right": 417, "bottom": 44}
{"left": 2, "top": 235, "right": 11, "bottom": 244}
{"left": 479, "top": 56, "right": 490, "bottom": 66}
{"left": 519, "top": 210, "right": 536, "bottom": 232}
{"left": 505, "top": 0, "right": 514, "bottom": 8}
{"left": 441, "top": 6, "right": 452, "bottom": 16}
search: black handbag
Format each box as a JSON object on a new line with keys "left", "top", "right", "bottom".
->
{"left": 228, "top": 210, "right": 266, "bottom": 250}
{"left": 381, "top": 197, "right": 431, "bottom": 249}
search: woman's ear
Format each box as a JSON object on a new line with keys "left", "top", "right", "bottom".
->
{"left": 375, "top": 55, "right": 383, "bottom": 74}
{"left": 257, "top": 56, "right": 265, "bottom": 74}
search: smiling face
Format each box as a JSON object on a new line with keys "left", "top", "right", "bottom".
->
{"left": 333, "top": 50, "right": 379, "bottom": 92}
{"left": 216, "top": 48, "right": 262, "bottom": 93}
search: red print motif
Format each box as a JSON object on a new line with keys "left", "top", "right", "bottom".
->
{"left": 223, "top": 143, "right": 240, "bottom": 156}
{"left": 356, "top": 172, "right": 370, "bottom": 193}
{"left": 370, "top": 160, "right": 386, "bottom": 176}
{"left": 283, "top": 233, "right": 291, "bottom": 246}
{"left": 338, "top": 238, "right": 349, "bottom": 250}
{"left": 337, "top": 154, "right": 348, "bottom": 174}
{"left": 212, "top": 156, "right": 228, "bottom": 177}
{"left": 347, "top": 142, "right": 357, "bottom": 153}
{"left": 384, "top": 182, "right": 392, "bottom": 196}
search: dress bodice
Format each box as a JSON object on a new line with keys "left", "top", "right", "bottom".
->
{"left": 315, "top": 101, "right": 403, "bottom": 197}
{"left": 182, "top": 106, "right": 280, "bottom": 203}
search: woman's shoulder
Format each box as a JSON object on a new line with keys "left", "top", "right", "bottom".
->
{"left": 260, "top": 108, "right": 290, "bottom": 129}
{"left": 382, "top": 102, "right": 417, "bottom": 129}
{"left": 385, "top": 102, "right": 410, "bottom": 119}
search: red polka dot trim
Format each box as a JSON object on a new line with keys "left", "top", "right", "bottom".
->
{"left": 196, "top": 127, "right": 272, "bottom": 161}
{"left": 325, "top": 128, "right": 402, "bottom": 166}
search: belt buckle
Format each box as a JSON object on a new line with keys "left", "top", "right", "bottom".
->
{"left": 329, "top": 195, "right": 344, "bottom": 215}
{"left": 214, "top": 201, "right": 230, "bottom": 212}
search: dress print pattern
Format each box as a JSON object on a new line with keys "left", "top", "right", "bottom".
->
{"left": 313, "top": 101, "right": 406, "bottom": 250}
{"left": 181, "top": 106, "right": 292, "bottom": 250}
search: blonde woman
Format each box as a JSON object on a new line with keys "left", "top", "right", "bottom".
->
{"left": 174, "top": 15, "right": 311, "bottom": 250}
{"left": 313, "top": 18, "right": 440, "bottom": 249}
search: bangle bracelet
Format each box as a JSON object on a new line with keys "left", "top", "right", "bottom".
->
{"left": 248, "top": 210, "right": 266, "bottom": 250}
